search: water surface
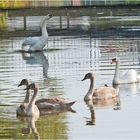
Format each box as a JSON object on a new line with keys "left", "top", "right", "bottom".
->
{"left": 0, "top": 9, "right": 140, "bottom": 139}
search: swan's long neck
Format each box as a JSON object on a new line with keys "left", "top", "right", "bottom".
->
{"left": 24, "top": 83, "right": 30, "bottom": 103}
{"left": 84, "top": 77, "right": 94, "bottom": 101}
{"left": 41, "top": 18, "right": 48, "bottom": 38}
{"left": 28, "top": 88, "right": 38, "bottom": 108}
{"left": 24, "top": 89, "right": 30, "bottom": 103}
{"left": 113, "top": 60, "right": 120, "bottom": 84}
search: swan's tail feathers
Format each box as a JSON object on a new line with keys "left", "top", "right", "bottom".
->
{"left": 67, "top": 101, "right": 76, "bottom": 107}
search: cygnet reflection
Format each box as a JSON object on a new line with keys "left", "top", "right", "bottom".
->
{"left": 84, "top": 100, "right": 96, "bottom": 125}
{"left": 17, "top": 115, "right": 40, "bottom": 140}
{"left": 84, "top": 96, "right": 121, "bottom": 126}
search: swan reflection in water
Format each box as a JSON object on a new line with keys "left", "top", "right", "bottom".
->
{"left": 17, "top": 116, "right": 40, "bottom": 140}
{"left": 84, "top": 96, "right": 121, "bottom": 125}
{"left": 17, "top": 109, "right": 76, "bottom": 139}
{"left": 21, "top": 51, "right": 49, "bottom": 78}
{"left": 113, "top": 82, "right": 140, "bottom": 96}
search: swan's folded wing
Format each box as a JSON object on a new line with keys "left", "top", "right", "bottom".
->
{"left": 22, "top": 37, "right": 41, "bottom": 46}
{"left": 93, "top": 87, "right": 118, "bottom": 99}
{"left": 121, "top": 69, "right": 138, "bottom": 83}
{"left": 36, "top": 97, "right": 69, "bottom": 105}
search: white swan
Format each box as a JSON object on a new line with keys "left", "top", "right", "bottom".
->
{"left": 22, "top": 14, "right": 52, "bottom": 52}
{"left": 82, "top": 72, "right": 119, "bottom": 101}
{"left": 111, "top": 57, "right": 140, "bottom": 85}
{"left": 18, "top": 79, "right": 76, "bottom": 111}
{"left": 17, "top": 83, "right": 40, "bottom": 117}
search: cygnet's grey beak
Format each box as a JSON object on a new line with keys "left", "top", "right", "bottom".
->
{"left": 18, "top": 83, "right": 22, "bottom": 87}
{"left": 81, "top": 77, "right": 86, "bottom": 81}
{"left": 24, "top": 87, "right": 29, "bottom": 90}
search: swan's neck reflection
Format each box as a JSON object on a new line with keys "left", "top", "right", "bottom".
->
{"left": 84, "top": 92, "right": 121, "bottom": 125}
{"left": 22, "top": 51, "right": 49, "bottom": 78}
{"left": 85, "top": 100, "right": 96, "bottom": 125}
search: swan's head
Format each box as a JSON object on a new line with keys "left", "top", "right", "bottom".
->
{"left": 41, "top": 14, "right": 52, "bottom": 26}
{"left": 45, "top": 14, "right": 52, "bottom": 20}
{"left": 82, "top": 72, "right": 95, "bottom": 81}
{"left": 25, "top": 83, "right": 38, "bottom": 91}
{"left": 111, "top": 57, "right": 120, "bottom": 64}
{"left": 18, "top": 79, "right": 29, "bottom": 87}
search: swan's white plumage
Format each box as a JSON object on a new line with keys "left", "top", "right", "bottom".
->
{"left": 121, "top": 69, "right": 137, "bottom": 83}
{"left": 22, "top": 37, "right": 41, "bottom": 46}
{"left": 111, "top": 57, "right": 140, "bottom": 84}
{"left": 22, "top": 14, "right": 52, "bottom": 52}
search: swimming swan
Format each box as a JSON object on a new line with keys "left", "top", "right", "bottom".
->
{"left": 82, "top": 72, "right": 119, "bottom": 101}
{"left": 17, "top": 79, "right": 30, "bottom": 116}
{"left": 18, "top": 79, "right": 76, "bottom": 110}
{"left": 111, "top": 57, "right": 140, "bottom": 85}
{"left": 22, "top": 14, "right": 52, "bottom": 52}
{"left": 17, "top": 83, "right": 40, "bottom": 117}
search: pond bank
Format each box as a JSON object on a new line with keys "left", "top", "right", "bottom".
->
{"left": 0, "top": 0, "right": 140, "bottom": 9}
{"left": 1, "top": 6, "right": 140, "bottom": 38}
